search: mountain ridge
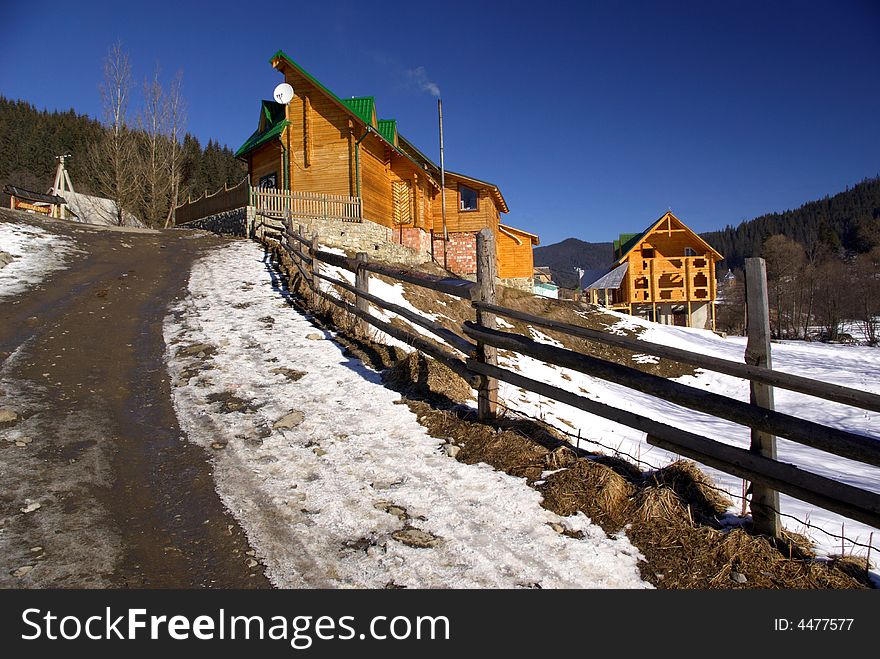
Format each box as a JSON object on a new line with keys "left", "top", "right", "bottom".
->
{"left": 534, "top": 176, "right": 880, "bottom": 287}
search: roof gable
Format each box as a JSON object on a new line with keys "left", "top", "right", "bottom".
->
{"left": 446, "top": 170, "right": 509, "bottom": 214}
{"left": 614, "top": 211, "right": 723, "bottom": 264}
{"left": 255, "top": 50, "right": 507, "bottom": 204}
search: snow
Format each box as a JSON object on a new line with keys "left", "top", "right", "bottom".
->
{"left": 164, "top": 241, "right": 648, "bottom": 589}
{"left": 528, "top": 326, "right": 565, "bottom": 348}
{"left": 51, "top": 189, "right": 144, "bottom": 227}
{"left": 501, "top": 307, "right": 880, "bottom": 560}
{"left": 0, "top": 222, "right": 79, "bottom": 299}
{"left": 318, "top": 254, "right": 469, "bottom": 358}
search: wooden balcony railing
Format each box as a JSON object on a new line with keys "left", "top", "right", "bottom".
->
{"left": 174, "top": 181, "right": 363, "bottom": 225}
{"left": 629, "top": 255, "right": 714, "bottom": 303}
{"left": 250, "top": 187, "right": 362, "bottom": 223}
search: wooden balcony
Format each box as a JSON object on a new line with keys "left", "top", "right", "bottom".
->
{"left": 250, "top": 187, "right": 363, "bottom": 223}
{"left": 628, "top": 255, "right": 714, "bottom": 304}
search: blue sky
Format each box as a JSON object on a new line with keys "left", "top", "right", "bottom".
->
{"left": 2, "top": 1, "right": 878, "bottom": 245}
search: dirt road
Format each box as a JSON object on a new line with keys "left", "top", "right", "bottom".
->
{"left": 0, "top": 210, "right": 270, "bottom": 588}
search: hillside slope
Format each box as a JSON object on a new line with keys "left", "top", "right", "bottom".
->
{"left": 533, "top": 237, "right": 613, "bottom": 288}
{"left": 536, "top": 176, "right": 880, "bottom": 282}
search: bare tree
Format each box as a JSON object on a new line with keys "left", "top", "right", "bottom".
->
{"left": 164, "top": 70, "right": 186, "bottom": 228}
{"left": 90, "top": 41, "right": 141, "bottom": 225}
{"left": 763, "top": 234, "right": 806, "bottom": 338}
{"left": 813, "top": 256, "right": 849, "bottom": 341}
{"left": 139, "top": 64, "right": 171, "bottom": 227}
{"left": 715, "top": 268, "right": 746, "bottom": 335}
{"left": 849, "top": 247, "right": 880, "bottom": 345}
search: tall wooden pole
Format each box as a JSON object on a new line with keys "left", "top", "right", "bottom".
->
{"left": 476, "top": 228, "right": 498, "bottom": 420}
{"left": 438, "top": 98, "right": 448, "bottom": 270}
{"left": 744, "top": 257, "right": 781, "bottom": 538}
{"left": 355, "top": 252, "right": 369, "bottom": 336}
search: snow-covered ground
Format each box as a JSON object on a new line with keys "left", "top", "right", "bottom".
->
{"left": 500, "top": 311, "right": 880, "bottom": 560}
{"left": 164, "top": 241, "right": 648, "bottom": 588}
{"left": 0, "top": 221, "right": 79, "bottom": 298}
{"left": 301, "top": 247, "right": 880, "bottom": 560}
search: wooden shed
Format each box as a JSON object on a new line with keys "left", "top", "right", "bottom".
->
{"left": 234, "top": 50, "right": 537, "bottom": 286}
{"left": 583, "top": 211, "right": 723, "bottom": 329}
{"left": 5, "top": 185, "right": 64, "bottom": 217}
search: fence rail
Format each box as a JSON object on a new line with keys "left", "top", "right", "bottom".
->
{"left": 260, "top": 221, "right": 880, "bottom": 542}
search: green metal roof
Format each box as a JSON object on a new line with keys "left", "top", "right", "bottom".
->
{"left": 234, "top": 100, "right": 289, "bottom": 158}
{"left": 341, "top": 97, "right": 376, "bottom": 127}
{"left": 377, "top": 119, "right": 397, "bottom": 145}
{"left": 614, "top": 232, "right": 645, "bottom": 260}
{"left": 261, "top": 99, "right": 286, "bottom": 129}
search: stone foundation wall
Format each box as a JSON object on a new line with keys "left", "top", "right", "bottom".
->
{"left": 180, "top": 207, "right": 252, "bottom": 235}
{"left": 282, "top": 215, "right": 432, "bottom": 268}
{"left": 185, "top": 208, "right": 523, "bottom": 285}
{"left": 498, "top": 277, "right": 533, "bottom": 292}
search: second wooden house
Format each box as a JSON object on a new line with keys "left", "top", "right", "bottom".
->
{"left": 235, "top": 50, "right": 538, "bottom": 288}
{"left": 583, "top": 211, "right": 722, "bottom": 329}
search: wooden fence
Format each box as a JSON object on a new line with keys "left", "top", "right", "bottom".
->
{"left": 174, "top": 181, "right": 363, "bottom": 226}
{"left": 174, "top": 178, "right": 249, "bottom": 225}
{"left": 250, "top": 188, "right": 362, "bottom": 223}
{"left": 259, "top": 218, "right": 880, "bottom": 541}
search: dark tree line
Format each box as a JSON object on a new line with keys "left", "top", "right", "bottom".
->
{"left": 714, "top": 235, "right": 880, "bottom": 345}
{"left": 0, "top": 95, "right": 244, "bottom": 222}
{"left": 707, "top": 178, "right": 880, "bottom": 344}
{"left": 703, "top": 177, "right": 880, "bottom": 272}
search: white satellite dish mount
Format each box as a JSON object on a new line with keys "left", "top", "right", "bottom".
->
{"left": 273, "top": 82, "right": 294, "bottom": 105}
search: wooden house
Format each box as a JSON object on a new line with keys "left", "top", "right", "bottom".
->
{"left": 583, "top": 211, "right": 722, "bottom": 329}
{"left": 234, "top": 50, "right": 537, "bottom": 286}
{"left": 5, "top": 185, "right": 64, "bottom": 216}
{"left": 532, "top": 266, "right": 559, "bottom": 298}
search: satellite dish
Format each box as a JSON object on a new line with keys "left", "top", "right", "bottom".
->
{"left": 273, "top": 82, "right": 294, "bottom": 105}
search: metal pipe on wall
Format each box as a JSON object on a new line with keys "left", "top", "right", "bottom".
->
{"left": 438, "top": 98, "right": 448, "bottom": 270}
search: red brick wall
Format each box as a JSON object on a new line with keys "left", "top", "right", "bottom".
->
{"left": 399, "top": 226, "right": 432, "bottom": 256}
{"left": 433, "top": 231, "right": 477, "bottom": 276}
{"left": 376, "top": 226, "right": 478, "bottom": 277}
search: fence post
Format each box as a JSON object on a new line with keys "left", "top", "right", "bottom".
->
{"left": 475, "top": 228, "right": 498, "bottom": 421}
{"left": 311, "top": 228, "right": 320, "bottom": 308}
{"left": 294, "top": 224, "right": 304, "bottom": 280}
{"left": 355, "top": 252, "right": 369, "bottom": 336}
{"left": 744, "top": 257, "right": 781, "bottom": 538}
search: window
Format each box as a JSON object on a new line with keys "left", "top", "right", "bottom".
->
{"left": 459, "top": 185, "right": 478, "bottom": 211}
{"left": 641, "top": 247, "right": 654, "bottom": 258}
{"left": 685, "top": 247, "right": 697, "bottom": 257}
{"left": 259, "top": 172, "right": 277, "bottom": 189}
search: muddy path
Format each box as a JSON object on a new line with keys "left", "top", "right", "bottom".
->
{"left": 0, "top": 211, "right": 270, "bottom": 588}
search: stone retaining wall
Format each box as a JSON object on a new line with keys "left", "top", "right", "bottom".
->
{"left": 281, "top": 215, "right": 432, "bottom": 268}
{"left": 180, "top": 207, "right": 252, "bottom": 235}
